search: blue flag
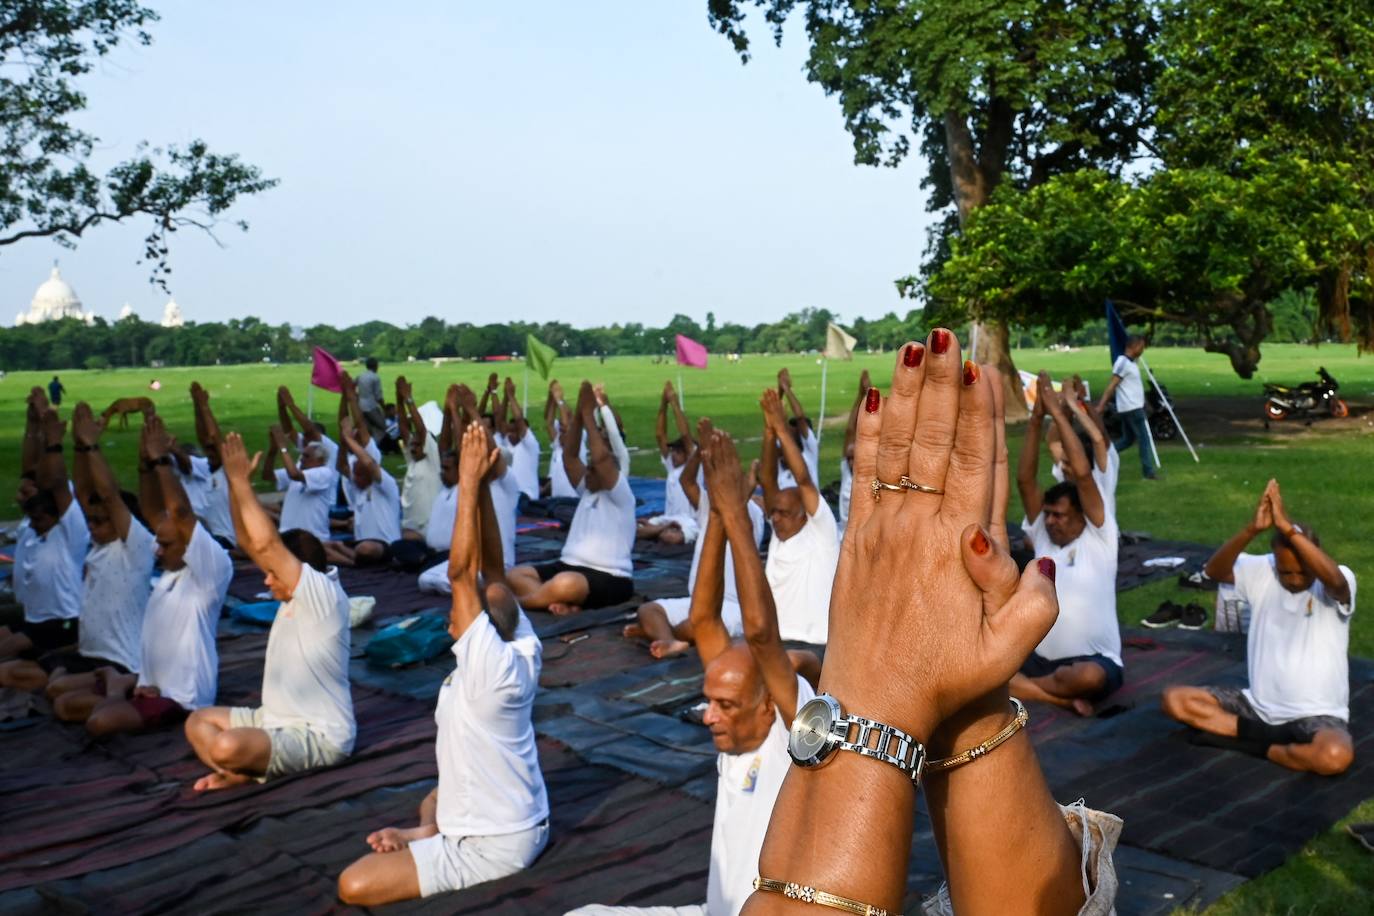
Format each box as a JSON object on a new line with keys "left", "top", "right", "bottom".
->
{"left": 1105, "top": 300, "right": 1130, "bottom": 364}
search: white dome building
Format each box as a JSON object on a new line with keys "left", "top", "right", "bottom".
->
{"left": 15, "top": 264, "right": 94, "bottom": 326}
{"left": 161, "top": 297, "right": 185, "bottom": 328}
{"left": 118, "top": 302, "right": 136, "bottom": 321}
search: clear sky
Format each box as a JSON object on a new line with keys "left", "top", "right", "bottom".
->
{"left": 3, "top": 1, "right": 934, "bottom": 330}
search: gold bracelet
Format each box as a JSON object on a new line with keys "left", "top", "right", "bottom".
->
{"left": 753, "top": 877, "right": 890, "bottom": 916}
{"left": 924, "top": 697, "right": 1028, "bottom": 773}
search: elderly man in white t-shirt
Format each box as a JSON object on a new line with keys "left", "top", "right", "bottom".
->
{"left": 1162, "top": 480, "right": 1355, "bottom": 776}
{"left": 509, "top": 381, "right": 636, "bottom": 616}
{"left": 771, "top": 368, "right": 821, "bottom": 490}
{"left": 183, "top": 431, "right": 356, "bottom": 792}
{"left": 261, "top": 422, "right": 338, "bottom": 541}
{"left": 1011, "top": 373, "right": 1123, "bottom": 717}
{"left": 394, "top": 376, "right": 443, "bottom": 539}
{"left": 637, "top": 381, "right": 701, "bottom": 546}
{"left": 338, "top": 423, "right": 548, "bottom": 905}
{"left": 494, "top": 375, "right": 542, "bottom": 504}
{"left": 759, "top": 387, "right": 839, "bottom": 645}
{"left": 1096, "top": 335, "right": 1156, "bottom": 480}
{"left": 567, "top": 428, "right": 818, "bottom": 916}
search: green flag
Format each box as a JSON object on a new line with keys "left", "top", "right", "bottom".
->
{"left": 525, "top": 334, "right": 557, "bottom": 380}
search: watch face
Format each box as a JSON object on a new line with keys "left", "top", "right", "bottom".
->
{"left": 790, "top": 696, "right": 837, "bottom": 765}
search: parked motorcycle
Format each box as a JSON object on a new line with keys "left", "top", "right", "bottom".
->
{"left": 1262, "top": 366, "right": 1348, "bottom": 424}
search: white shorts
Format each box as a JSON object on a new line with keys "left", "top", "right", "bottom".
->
{"left": 409, "top": 821, "right": 549, "bottom": 897}
{"left": 653, "top": 596, "right": 743, "bottom": 637}
{"left": 229, "top": 706, "right": 348, "bottom": 779}
{"left": 646, "top": 514, "right": 700, "bottom": 544}
{"left": 417, "top": 561, "right": 451, "bottom": 595}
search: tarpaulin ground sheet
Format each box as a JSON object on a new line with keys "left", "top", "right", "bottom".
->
{"left": 1, "top": 516, "right": 1368, "bottom": 914}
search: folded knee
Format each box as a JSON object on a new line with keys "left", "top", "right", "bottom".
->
{"left": 209, "top": 731, "right": 243, "bottom": 766}
{"left": 336, "top": 866, "right": 372, "bottom": 906}
{"left": 1160, "top": 687, "right": 1187, "bottom": 720}
{"left": 85, "top": 711, "right": 118, "bottom": 738}
{"left": 1312, "top": 741, "right": 1353, "bottom": 777}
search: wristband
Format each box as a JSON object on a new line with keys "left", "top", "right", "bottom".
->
{"left": 924, "top": 698, "right": 1028, "bottom": 773}
{"left": 74, "top": 444, "right": 97, "bottom": 453}
{"left": 44, "top": 444, "right": 63, "bottom": 453}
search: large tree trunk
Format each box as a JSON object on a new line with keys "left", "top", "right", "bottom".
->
{"left": 944, "top": 111, "right": 1027, "bottom": 419}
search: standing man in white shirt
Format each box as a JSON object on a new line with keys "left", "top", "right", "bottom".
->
{"left": 1012, "top": 373, "right": 1123, "bottom": 717}
{"left": 261, "top": 424, "right": 337, "bottom": 541}
{"left": 566, "top": 427, "right": 815, "bottom": 916}
{"left": 337, "top": 422, "right": 548, "bottom": 905}
{"left": 1096, "top": 335, "right": 1157, "bottom": 480}
{"left": 184, "top": 431, "right": 356, "bottom": 792}
{"left": 1162, "top": 480, "right": 1355, "bottom": 776}
{"left": 637, "top": 381, "right": 700, "bottom": 546}
{"left": 508, "top": 382, "right": 636, "bottom": 615}
{"left": 772, "top": 368, "right": 820, "bottom": 489}
{"left": 759, "top": 387, "right": 839, "bottom": 645}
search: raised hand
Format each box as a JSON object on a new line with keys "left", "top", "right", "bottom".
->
{"left": 503, "top": 376, "right": 517, "bottom": 400}
{"left": 268, "top": 423, "right": 288, "bottom": 452}
{"left": 191, "top": 381, "right": 209, "bottom": 406}
{"left": 340, "top": 415, "right": 356, "bottom": 442}
{"left": 549, "top": 379, "right": 564, "bottom": 402}
{"left": 577, "top": 380, "right": 597, "bottom": 419}
{"left": 340, "top": 371, "right": 356, "bottom": 397}
{"left": 1037, "top": 371, "right": 1063, "bottom": 416}
{"left": 759, "top": 387, "right": 789, "bottom": 434}
{"left": 663, "top": 380, "right": 676, "bottom": 403}
{"left": 40, "top": 406, "right": 66, "bottom": 447}
{"left": 71, "top": 403, "right": 106, "bottom": 449}
{"left": 444, "top": 383, "right": 460, "bottom": 415}
{"left": 487, "top": 371, "right": 499, "bottom": 392}
{"left": 458, "top": 422, "right": 498, "bottom": 490}
{"left": 592, "top": 382, "right": 608, "bottom": 407}
{"left": 455, "top": 383, "right": 479, "bottom": 415}
{"left": 777, "top": 367, "right": 792, "bottom": 391}
{"left": 396, "top": 376, "right": 412, "bottom": 402}
{"left": 826, "top": 331, "right": 1059, "bottom": 742}
{"left": 27, "top": 387, "right": 49, "bottom": 422}
{"left": 220, "top": 432, "right": 261, "bottom": 481}
{"left": 1251, "top": 481, "right": 1275, "bottom": 532}
{"left": 701, "top": 427, "right": 752, "bottom": 509}
{"left": 277, "top": 385, "right": 295, "bottom": 405}
{"left": 143, "top": 414, "right": 173, "bottom": 461}
{"left": 1266, "top": 479, "right": 1292, "bottom": 534}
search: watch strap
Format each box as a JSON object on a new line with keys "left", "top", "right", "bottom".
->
{"left": 839, "top": 713, "right": 925, "bottom": 783}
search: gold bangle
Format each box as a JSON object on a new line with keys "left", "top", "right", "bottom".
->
{"left": 753, "top": 877, "right": 889, "bottom": 916}
{"left": 924, "top": 697, "right": 1028, "bottom": 773}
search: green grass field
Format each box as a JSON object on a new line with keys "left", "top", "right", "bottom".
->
{"left": 4, "top": 342, "right": 1373, "bottom": 912}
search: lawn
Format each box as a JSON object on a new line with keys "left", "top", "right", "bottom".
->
{"left": 4, "top": 341, "right": 1373, "bottom": 912}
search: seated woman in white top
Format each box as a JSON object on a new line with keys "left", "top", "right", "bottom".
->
{"left": 184, "top": 431, "right": 356, "bottom": 792}
{"left": 508, "top": 382, "right": 636, "bottom": 616}
{"left": 80, "top": 415, "right": 233, "bottom": 738}
{"left": 1162, "top": 479, "right": 1355, "bottom": 776}
{"left": 338, "top": 423, "right": 548, "bottom": 906}
{"left": 636, "top": 380, "right": 700, "bottom": 546}
{"left": 7, "top": 404, "right": 155, "bottom": 712}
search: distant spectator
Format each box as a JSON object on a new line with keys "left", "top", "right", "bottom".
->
{"left": 48, "top": 375, "right": 66, "bottom": 405}
{"left": 357, "top": 357, "right": 387, "bottom": 443}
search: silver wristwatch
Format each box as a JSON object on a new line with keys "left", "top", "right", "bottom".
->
{"left": 788, "top": 694, "right": 926, "bottom": 784}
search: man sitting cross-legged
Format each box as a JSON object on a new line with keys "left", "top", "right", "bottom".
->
{"left": 3, "top": 404, "right": 154, "bottom": 711}
{"left": 1161, "top": 480, "right": 1355, "bottom": 776}
{"left": 772, "top": 367, "right": 820, "bottom": 489}
{"left": 337, "top": 423, "right": 548, "bottom": 905}
{"left": 543, "top": 379, "right": 579, "bottom": 499}
{"left": 183, "top": 431, "right": 356, "bottom": 791}
{"left": 567, "top": 428, "right": 818, "bottom": 916}
{"left": 394, "top": 375, "right": 442, "bottom": 540}
{"left": 261, "top": 422, "right": 338, "bottom": 542}
{"left": 636, "top": 381, "right": 700, "bottom": 546}
{"left": 759, "top": 386, "right": 840, "bottom": 645}
{"left": 74, "top": 415, "right": 234, "bottom": 737}
{"left": 328, "top": 416, "right": 401, "bottom": 567}
{"left": 508, "top": 381, "right": 636, "bottom": 616}
{"left": 1011, "top": 372, "right": 1123, "bottom": 717}
{"left": 624, "top": 417, "right": 765, "bottom": 659}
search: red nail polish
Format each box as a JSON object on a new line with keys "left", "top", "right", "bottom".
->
{"left": 1038, "top": 557, "right": 1056, "bottom": 582}
{"left": 971, "top": 528, "right": 990, "bottom": 556}
{"left": 963, "top": 360, "right": 979, "bottom": 386}
{"left": 903, "top": 344, "right": 924, "bottom": 367}
{"left": 865, "top": 387, "right": 881, "bottom": 413}
{"left": 931, "top": 329, "right": 951, "bottom": 354}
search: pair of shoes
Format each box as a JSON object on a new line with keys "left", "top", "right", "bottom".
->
{"left": 1347, "top": 822, "right": 1374, "bottom": 854}
{"left": 1143, "top": 601, "right": 1184, "bottom": 628}
{"left": 1179, "top": 602, "right": 1208, "bottom": 630}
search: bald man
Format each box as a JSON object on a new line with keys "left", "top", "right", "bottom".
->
{"left": 567, "top": 427, "right": 819, "bottom": 916}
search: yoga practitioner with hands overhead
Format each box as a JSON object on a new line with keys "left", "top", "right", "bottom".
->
{"left": 745, "top": 330, "right": 1119, "bottom": 916}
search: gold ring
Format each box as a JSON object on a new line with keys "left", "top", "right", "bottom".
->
{"left": 870, "top": 477, "right": 905, "bottom": 502}
{"left": 900, "top": 476, "right": 944, "bottom": 496}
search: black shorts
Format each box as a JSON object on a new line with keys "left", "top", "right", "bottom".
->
{"left": 533, "top": 562, "right": 634, "bottom": 610}
{"left": 353, "top": 539, "right": 393, "bottom": 565}
{"left": 37, "top": 650, "right": 130, "bottom": 676}
{"left": 1020, "top": 652, "right": 1124, "bottom": 700}
{"left": 1204, "top": 687, "right": 1348, "bottom": 743}
{"left": 14, "top": 618, "right": 80, "bottom": 658}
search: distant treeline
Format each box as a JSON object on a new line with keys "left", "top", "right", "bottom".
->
{"left": 0, "top": 293, "right": 1320, "bottom": 371}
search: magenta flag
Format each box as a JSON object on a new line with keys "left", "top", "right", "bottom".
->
{"left": 310, "top": 346, "right": 343, "bottom": 392}
{"left": 675, "top": 334, "right": 708, "bottom": 369}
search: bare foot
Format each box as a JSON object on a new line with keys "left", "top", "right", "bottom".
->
{"left": 548, "top": 603, "right": 582, "bottom": 617}
{"left": 622, "top": 623, "right": 647, "bottom": 640}
{"left": 367, "top": 827, "right": 409, "bottom": 853}
{"left": 650, "top": 639, "right": 690, "bottom": 659}
{"left": 193, "top": 770, "right": 254, "bottom": 792}
{"left": 1071, "top": 699, "right": 1096, "bottom": 718}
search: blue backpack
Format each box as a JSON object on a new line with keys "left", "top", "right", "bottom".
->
{"left": 365, "top": 613, "right": 453, "bottom": 668}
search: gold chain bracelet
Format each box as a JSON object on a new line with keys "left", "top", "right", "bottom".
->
{"left": 924, "top": 697, "right": 1028, "bottom": 773}
{"left": 753, "top": 877, "right": 890, "bottom": 916}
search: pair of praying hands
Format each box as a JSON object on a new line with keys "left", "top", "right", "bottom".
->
{"left": 1250, "top": 479, "right": 1296, "bottom": 539}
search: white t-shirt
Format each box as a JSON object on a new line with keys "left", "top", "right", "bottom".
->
{"left": 560, "top": 474, "right": 637, "bottom": 579}
{"left": 203, "top": 468, "right": 237, "bottom": 545}
{"left": 425, "top": 484, "right": 459, "bottom": 552}
{"left": 838, "top": 458, "right": 853, "bottom": 530}
{"left": 548, "top": 440, "right": 578, "bottom": 500}
{"left": 401, "top": 434, "right": 442, "bottom": 534}
{"left": 765, "top": 500, "right": 840, "bottom": 644}
{"left": 138, "top": 523, "right": 233, "bottom": 709}
{"left": 179, "top": 455, "right": 214, "bottom": 526}
{"left": 660, "top": 452, "right": 698, "bottom": 521}
{"left": 261, "top": 564, "right": 356, "bottom": 753}
{"left": 503, "top": 430, "right": 541, "bottom": 502}
{"left": 78, "top": 521, "right": 156, "bottom": 672}
{"left": 343, "top": 470, "right": 401, "bottom": 544}
{"left": 599, "top": 405, "right": 631, "bottom": 475}
{"left": 1051, "top": 445, "right": 1120, "bottom": 518}
{"left": 1110, "top": 355, "right": 1145, "bottom": 412}
{"left": 491, "top": 468, "right": 521, "bottom": 570}
{"left": 776, "top": 426, "right": 821, "bottom": 490}
{"left": 708, "top": 674, "right": 815, "bottom": 916}
{"left": 687, "top": 491, "right": 766, "bottom": 606}
{"left": 13, "top": 501, "right": 89, "bottom": 623}
{"left": 1024, "top": 511, "right": 1122, "bottom": 666}
{"left": 1234, "top": 553, "right": 1357, "bottom": 723}
{"left": 435, "top": 611, "right": 548, "bottom": 837}
{"left": 276, "top": 466, "right": 338, "bottom": 540}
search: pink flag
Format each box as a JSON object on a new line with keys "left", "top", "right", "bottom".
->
{"left": 675, "top": 334, "right": 708, "bottom": 369}
{"left": 311, "top": 346, "right": 343, "bottom": 392}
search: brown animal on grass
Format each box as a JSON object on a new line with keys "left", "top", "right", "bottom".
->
{"left": 101, "top": 397, "right": 155, "bottom": 429}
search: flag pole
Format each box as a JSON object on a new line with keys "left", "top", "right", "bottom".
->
{"left": 677, "top": 371, "right": 685, "bottom": 411}
{"left": 1140, "top": 357, "right": 1199, "bottom": 463}
{"left": 306, "top": 384, "right": 314, "bottom": 421}
{"left": 817, "top": 358, "right": 829, "bottom": 450}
